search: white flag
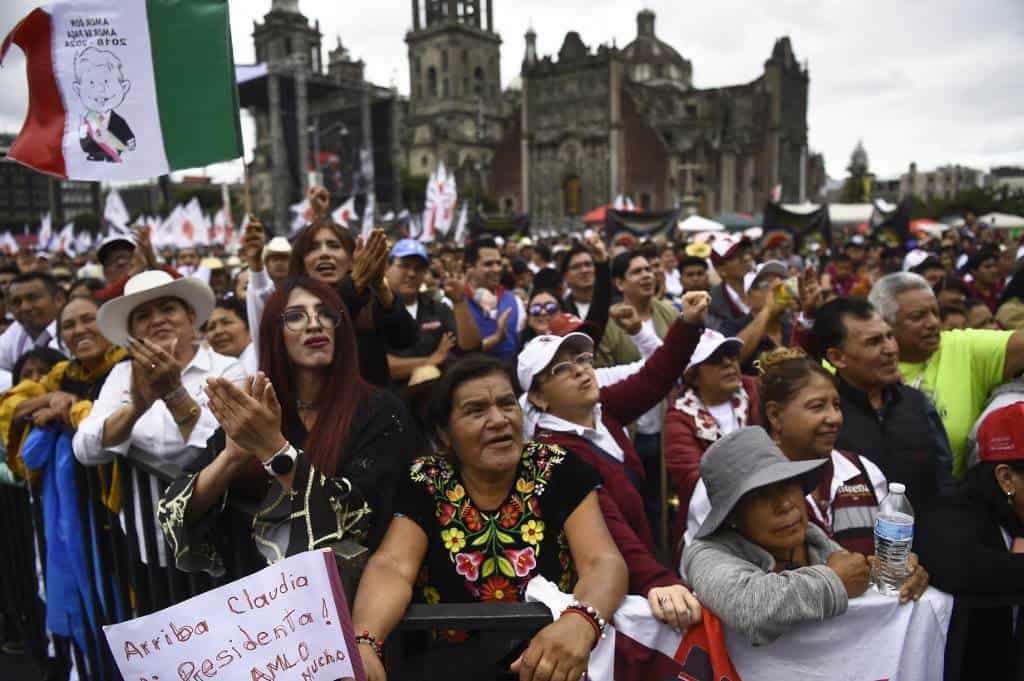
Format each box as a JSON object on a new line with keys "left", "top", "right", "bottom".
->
{"left": 104, "top": 189, "right": 131, "bottom": 233}
{"left": 331, "top": 197, "right": 356, "bottom": 227}
{"left": 361, "top": 193, "right": 375, "bottom": 240}
{"left": 290, "top": 198, "right": 313, "bottom": 234}
{"left": 211, "top": 208, "right": 226, "bottom": 244}
{"left": 54, "top": 222, "right": 76, "bottom": 256}
{"left": 74, "top": 228, "right": 93, "bottom": 254}
{"left": 183, "top": 198, "right": 209, "bottom": 246}
{"left": 37, "top": 212, "right": 53, "bottom": 250}
{"left": 0, "top": 232, "right": 18, "bottom": 255}
{"left": 453, "top": 201, "right": 469, "bottom": 245}
{"left": 420, "top": 166, "right": 439, "bottom": 243}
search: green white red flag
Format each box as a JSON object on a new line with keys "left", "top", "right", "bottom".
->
{"left": 0, "top": 0, "right": 242, "bottom": 181}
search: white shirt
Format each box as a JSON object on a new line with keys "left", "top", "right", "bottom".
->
{"left": 664, "top": 268, "right": 683, "bottom": 298}
{"left": 574, "top": 300, "right": 591, "bottom": 320}
{"left": 682, "top": 449, "right": 888, "bottom": 562}
{"left": 240, "top": 341, "right": 259, "bottom": 375}
{"left": 73, "top": 344, "right": 247, "bottom": 467}
{"left": 405, "top": 301, "right": 419, "bottom": 321}
{"left": 0, "top": 319, "right": 60, "bottom": 372}
{"left": 707, "top": 402, "right": 739, "bottom": 434}
{"left": 73, "top": 345, "right": 246, "bottom": 566}
{"left": 246, "top": 267, "right": 276, "bottom": 366}
{"left": 724, "top": 282, "right": 750, "bottom": 316}
{"left": 535, "top": 405, "right": 626, "bottom": 462}
{"left": 634, "top": 319, "right": 663, "bottom": 436}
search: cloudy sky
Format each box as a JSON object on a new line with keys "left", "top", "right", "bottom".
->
{"left": 0, "top": 0, "right": 1022, "bottom": 183}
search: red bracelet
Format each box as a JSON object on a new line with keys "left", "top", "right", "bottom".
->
{"left": 355, "top": 631, "right": 384, "bottom": 659}
{"left": 560, "top": 608, "right": 602, "bottom": 649}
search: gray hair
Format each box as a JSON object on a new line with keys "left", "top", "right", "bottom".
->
{"left": 868, "top": 272, "right": 934, "bottom": 324}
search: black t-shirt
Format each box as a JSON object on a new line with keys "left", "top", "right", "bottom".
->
{"left": 395, "top": 442, "right": 600, "bottom": 604}
{"left": 390, "top": 293, "right": 458, "bottom": 360}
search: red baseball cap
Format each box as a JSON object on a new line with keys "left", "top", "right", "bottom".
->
{"left": 976, "top": 403, "right": 1024, "bottom": 463}
{"left": 549, "top": 312, "right": 585, "bottom": 336}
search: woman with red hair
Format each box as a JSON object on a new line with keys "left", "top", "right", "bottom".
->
{"left": 158, "top": 277, "right": 418, "bottom": 588}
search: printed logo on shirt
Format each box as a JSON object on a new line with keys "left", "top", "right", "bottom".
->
{"left": 421, "top": 320, "right": 442, "bottom": 331}
{"left": 837, "top": 482, "right": 872, "bottom": 499}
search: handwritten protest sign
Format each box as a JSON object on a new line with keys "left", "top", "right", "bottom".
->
{"left": 103, "top": 549, "right": 365, "bottom": 681}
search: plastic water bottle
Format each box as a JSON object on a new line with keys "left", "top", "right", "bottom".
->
{"left": 873, "top": 482, "right": 914, "bottom": 595}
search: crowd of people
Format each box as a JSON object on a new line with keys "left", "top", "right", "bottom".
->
{"left": 1, "top": 194, "right": 1022, "bottom": 679}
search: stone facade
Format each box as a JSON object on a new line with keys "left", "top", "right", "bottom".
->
{"left": 488, "top": 11, "right": 813, "bottom": 224}
{"left": 405, "top": 0, "right": 506, "bottom": 200}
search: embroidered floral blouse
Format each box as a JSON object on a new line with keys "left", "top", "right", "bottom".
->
{"left": 397, "top": 441, "right": 600, "bottom": 605}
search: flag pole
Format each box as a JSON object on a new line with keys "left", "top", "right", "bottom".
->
{"left": 241, "top": 157, "right": 253, "bottom": 216}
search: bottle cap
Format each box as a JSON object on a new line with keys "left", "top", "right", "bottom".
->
{"left": 888, "top": 482, "right": 906, "bottom": 495}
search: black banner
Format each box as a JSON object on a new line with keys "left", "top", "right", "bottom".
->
{"left": 603, "top": 208, "right": 681, "bottom": 244}
{"left": 762, "top": 202, "right": 833, "bottom": 251}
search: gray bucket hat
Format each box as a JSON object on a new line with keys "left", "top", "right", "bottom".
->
{"left": 695, "top": 426, "right": 827, "bottom": 540}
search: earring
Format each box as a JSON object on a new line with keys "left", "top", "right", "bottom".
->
{"left": 1007, "top": 488, "right": 1016, "bottom": 505}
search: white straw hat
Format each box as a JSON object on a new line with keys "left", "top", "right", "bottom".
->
{"left": 96, "top": 270, "right": 215, "bottom": 348}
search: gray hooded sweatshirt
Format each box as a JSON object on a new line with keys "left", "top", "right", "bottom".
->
{"left": 682, "top": 523, "right": 849, "bottom": 645}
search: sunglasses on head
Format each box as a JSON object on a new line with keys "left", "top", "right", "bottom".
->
{"left": 529, "top": 301, "right": 560, "bottom": 316}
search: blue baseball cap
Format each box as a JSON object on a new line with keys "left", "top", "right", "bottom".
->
{"left": 391, "top": 238, "right": 429, "bottom": 262}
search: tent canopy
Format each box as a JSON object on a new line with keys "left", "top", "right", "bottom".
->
{"left": 678, "top": 215, "right": 725, "bottom": 233}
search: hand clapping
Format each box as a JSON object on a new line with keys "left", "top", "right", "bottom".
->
{"left": 204, "top": 372, "right": 287, "bottom": 463}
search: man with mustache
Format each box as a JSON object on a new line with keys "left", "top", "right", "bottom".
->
{"left": 869, "top": 272, "right": 1024, "bottom": 480}
{"left": 812, "top": 297, "right": 955, "bottom": 508}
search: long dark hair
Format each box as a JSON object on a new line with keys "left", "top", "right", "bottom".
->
{"left": 758, "top": 347, "right": 836, "bottom": 432}
{"left": 287, "top": 219, "right": 356, "bottom": 281}
{"left": 964, "top": 460, "right": 1024, "bottom": 537}
{"left": 260, "top": 276, "right": 370, "bottom": 476}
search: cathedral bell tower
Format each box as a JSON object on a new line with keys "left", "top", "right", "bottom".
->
{"left": 405, "top": 0, "right": 503, "bottom": 187}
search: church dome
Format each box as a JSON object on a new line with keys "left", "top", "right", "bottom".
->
{"left": 622, "top": 10, "right": 692, "bottom": 88}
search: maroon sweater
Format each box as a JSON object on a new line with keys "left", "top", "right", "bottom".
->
{"left": 535, "top": 318, "right": 702, "bottom": 596}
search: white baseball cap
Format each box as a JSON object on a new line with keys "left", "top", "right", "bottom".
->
{"left": 902, "top": 249, "right": 930, "bottom": 272}
{"left": 684, "top": 328, "right": 744, "bottom": 373}
{"left": 742, "top": 260, "right": 788, "bottom": 294}
{"left": 517, "top": 332, "right": 594, "bottom": 393}
{"left": 709, "top": 234, "right": 751, "bottom": 264}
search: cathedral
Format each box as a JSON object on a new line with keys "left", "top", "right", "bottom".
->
{"left": 242, "top": 0, "right": 821, "bottom": 230}
{"left": 408, "top": 2, "right": 822, "bottom": 225}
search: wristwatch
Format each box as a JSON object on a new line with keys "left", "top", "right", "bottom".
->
{"left": 263, "top": 443, "right": 298, "bottom": 476}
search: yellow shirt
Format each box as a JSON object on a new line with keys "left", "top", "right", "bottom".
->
{"left": 899, "top": 329, "right": 1012, "bottom": 479}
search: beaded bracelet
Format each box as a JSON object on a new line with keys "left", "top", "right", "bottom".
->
{"left": 561, "top": 600, "right": 607, "bottom": 645}
{"left": 355, "top": 631, "right": 384, "bottom": 660}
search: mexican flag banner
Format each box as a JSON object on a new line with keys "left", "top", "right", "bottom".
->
{"left": 0, "top": 0, "right": 242, "bottom": 181}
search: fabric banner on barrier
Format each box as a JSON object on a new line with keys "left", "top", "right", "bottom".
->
{"left": 102, "top": 549, "right": 365, "bottom": 681}
{"left": 725, "top": 587, "right": 953, "bottom": 681}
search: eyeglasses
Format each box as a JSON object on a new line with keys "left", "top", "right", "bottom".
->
{"left": 280, "top": 306, "right": 341, "bottom": 332}
{"left": 529, "top": 301, "right": 560, "bottom": 316}
{"left": 548, "top": 352, "right": 594, "bottom": 378}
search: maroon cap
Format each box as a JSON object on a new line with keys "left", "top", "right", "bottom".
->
{"left": 977, "top": 403, "right": 1024, "bottom": 463}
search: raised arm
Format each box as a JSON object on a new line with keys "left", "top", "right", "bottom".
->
{"left": 443, "top": 270, "right": 482, "bottom": 351}
{"left": 600, "top": 291, "right": 708, "bottom": 426}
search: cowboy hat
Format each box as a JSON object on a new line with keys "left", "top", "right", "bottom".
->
{"left": 695, "top": 426, "right": 827, "bottom": 539}
{"left": 97, "top": 270, "right": 215, "bottom": 348}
